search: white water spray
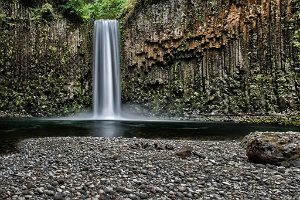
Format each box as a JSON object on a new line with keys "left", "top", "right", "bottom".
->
{"left": 92, "top": 20, "right": 121, "bottom": 119}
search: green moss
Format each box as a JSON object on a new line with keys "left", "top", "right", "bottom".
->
{"left": 0, "top": 1, "right": 93, "bottom": 117}
{"left": 242, "top": 115, "right": 300, "bottom": 126}
{"left": 291, "top": 0, "right": 300, "bottom": 61}
{"left": 60, "top": 0, "right": 127, "bottom": 21}
{"left": 31, "top": 3, "right": 56, "bottom": 24}
{"left": 0, "top": 10, "right": 5, "bottom": 19}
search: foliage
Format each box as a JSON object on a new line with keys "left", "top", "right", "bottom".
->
{"left": 60, "top": 0, "right": 94, "bottom": 20}
{"left": 0, "top": 10, "right": 5, "bottom": 19}
{"left": 31, "top": 3, "right": 56, "bottom": 23}
{"left": 94, "top": 0, "right": 127, "bottom": 19}
{"left": 18, "top": 0, "right": 129, "bottom": 21}
{"left": 60, "top": 0, "right": 128, "bottom": 21}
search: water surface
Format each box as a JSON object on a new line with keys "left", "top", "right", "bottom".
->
{"left": 0, "top": 118, "right": 299, "bottom": 154}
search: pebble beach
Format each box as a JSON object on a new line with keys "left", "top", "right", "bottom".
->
{"left": 0, "top": 137, "right": 299, "bottom": 199}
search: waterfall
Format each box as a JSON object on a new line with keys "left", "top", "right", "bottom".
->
{"left": 92, "top": 20, "right": 121, "bottom": 119}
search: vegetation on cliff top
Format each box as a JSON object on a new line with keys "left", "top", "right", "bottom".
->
{"left": 60, "top": 0, "right": 128, "bottom": 20}
{"left": 17, "top": 0, "right": 129, "bottom": 21}
{"left": 53, "top": 0, "right": 152, "bottom": 21}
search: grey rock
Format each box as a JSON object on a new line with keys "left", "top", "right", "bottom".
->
{"left": 192, "top": 151, "right": 206, "bottom": 159}
{"left": 51, "top": 181, "right": 59, "bottom": 187}
{"left": 53, "top": 192, "right": 64, "bottom": 200}
{"left": 0, "top": 189, "right": 7, "bottom": 199}
{"left": 138, "top": 192, "right": 148, "bottom": 199}
{"left": 165, "top": 144, "right": 175, "bottom": 150}
{"left": 57, "top": 179, "right": 65, "bottom": 185}
{"left": 45, "top": 190, "right": 55, "bottom": 196}
{"left": 175, "top": 146, "right": 193, "bottom": 157}
{"left": 178, "top": 186, "right": 186, "bottom": 192}
{"left": 24, "top": 195, "right": 32, "bottom": 199}
{"left": 277, "top": 166, "right": 286, "bottom": 173}
{"left": 115, "top": 187, "right": 132, "bottom": 194}
{"left": 154, "top": 142, "right": 165, "bottom": 150}
{"left": 26, "top": 182, "right": 35, "bottom": 189}
{"left": 22, "top": 190, "right": 30, "bottom": 195}
{"left": 177, "top": 192, "right": 184, "bottom": 197}
{"left": 153, "top": 187, "right": 164, "bottom": 193}
{"left": 129, "top": 193, "right": 140, "bottom": 200}
{"left": 241, "top": 131, "right": 300, "bottom": 166}
{"left": 36, "top": 187, "right": 44, "bottom": 194}
{"left": 1, "top": 137, "right": 299, "bottom": 200}
{"left": 104, "top": 187, "right": 114, "bottom": 194}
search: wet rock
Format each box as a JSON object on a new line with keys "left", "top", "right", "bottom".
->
{"left": 242, "top": 132, "right": 300, "bottom": 166}
{"left": 175, "top": 146, "right": 193, "bottom": 157}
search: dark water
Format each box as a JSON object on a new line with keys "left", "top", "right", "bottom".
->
{"left": 0, "top": 118, "right": 299, "bottom": 154}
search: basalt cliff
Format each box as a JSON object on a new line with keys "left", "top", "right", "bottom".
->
{"left": 0, "top": 0, "right": 299, "bottom": 119}
{"left": 121, "top": 0, "right": 300, "bottom": 117}
{"left": 0, "top": 0, "right": 92, "bottom": 116}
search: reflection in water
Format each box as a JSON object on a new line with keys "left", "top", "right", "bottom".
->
{"left": 89, "top": 121, "right": 124, "bottom": 137}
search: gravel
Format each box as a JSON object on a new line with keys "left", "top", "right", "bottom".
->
{"left": 0, "top": 137, "right": 299, "bottom": 199}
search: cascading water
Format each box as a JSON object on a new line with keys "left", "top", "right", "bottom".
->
{"left": 93, "top": 20, "right": 121, "bottom": 119}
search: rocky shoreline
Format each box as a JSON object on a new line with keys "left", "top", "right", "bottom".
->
{"left": 0, "top": 137, "right": 299, "bottom": 199}
{"left": 0, "top": 111, "right": 33, "bottom": 118}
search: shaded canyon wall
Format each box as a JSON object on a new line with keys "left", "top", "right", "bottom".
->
{"left": 0, "top": 0, "right": 92, "bottom": 116}
{"left": 121, "top": 0, "right": 300, "bottom": 117}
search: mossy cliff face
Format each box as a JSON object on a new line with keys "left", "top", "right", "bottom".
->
{"left": 0, "top": 0, "right": 92, "bottom": 116}
{"left": 121, "top": 0, "right": 300, "bottom": 117}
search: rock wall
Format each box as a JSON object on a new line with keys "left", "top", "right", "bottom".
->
{"left": 121, "top": 0, "right": 300, "bottom": 117}
{"left": 0, "top": 0, "right": 92, "bottom": 116}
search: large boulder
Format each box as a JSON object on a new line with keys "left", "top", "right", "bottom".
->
{"left": 241, "top": 132, "right": 300, "bottom": 167}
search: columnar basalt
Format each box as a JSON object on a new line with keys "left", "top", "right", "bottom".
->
{"left": 121, "top": 0, "right": 300, "bottom": 117}
{"left": 0, "top": 0, "right": 299, "bottom": 118}
{"left": 0, "top": 0, "right": 92, "bottom": 116}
